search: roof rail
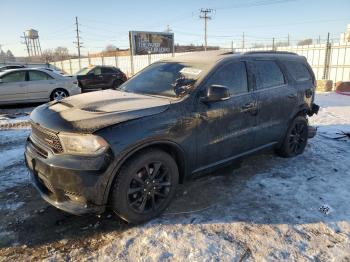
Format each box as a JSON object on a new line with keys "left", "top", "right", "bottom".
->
{"left": 243, "top": 51, "right": 298, "bottom": 56}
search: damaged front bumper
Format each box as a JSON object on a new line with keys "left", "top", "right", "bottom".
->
{"left": 24, "top": 137, "right": 114, "bottom": 215}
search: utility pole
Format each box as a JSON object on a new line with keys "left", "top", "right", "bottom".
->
{"left": 199, "top": 8, "right": 213, "bottom": 51}
{"left": 242, "top": 32, "right": 245, "bottom": 49}
{"left": 74, "top": 16, "right": 83, "bottom": 69}
{"left": 272, "top": 37, "right": 275, "bottom": 50}
{"left": 165, "top": 25, "right": 172, "bottom": 33}
{"left": 231, "top": 40, "right": 234, "bottom": 53}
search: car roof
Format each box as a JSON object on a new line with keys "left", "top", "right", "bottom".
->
{"left": 0, "top": 67, "right": 65, "bottom": 78}
{"left": 161, "top": 50, "right": 305, "bottom": 73}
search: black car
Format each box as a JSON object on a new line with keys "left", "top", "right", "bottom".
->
{"left": 0, "top": 65, "right": 26, "bottom": 72}
{"left": 76, "top": 65, "right": 127, "bottom": 92}
{"left": 25, "top": 51, "right": 319, "bottom": 223}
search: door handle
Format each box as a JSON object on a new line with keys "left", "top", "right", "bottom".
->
{"left": 241, "top": 103, "right": 255, "bottom": 111}
{"left": 288, "top": 93, "right": 297, "bottom": 98}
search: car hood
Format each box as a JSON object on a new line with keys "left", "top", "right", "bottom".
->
{"left": 30, "top": 90, "right": 171, "bottom": 133}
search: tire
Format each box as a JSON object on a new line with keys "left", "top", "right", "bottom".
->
{"left": 276, "top": 116, "right": 309, "bottom": 157}
{"left": 110, "top": 149, "right": 179, "bottom": 224}
{"left": 112, "top": 79, "right": 123, "bottom": 89}
{"left": 50, "top": 89, "right": 69, "bottom": 101}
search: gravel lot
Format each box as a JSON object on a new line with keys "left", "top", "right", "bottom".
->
{"left": 0, "top": 93, "right": 349, "bottom": 261}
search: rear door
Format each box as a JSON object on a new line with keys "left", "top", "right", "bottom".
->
{"left": 252, "top": 59, "right": 297, "bottom": 146}
{"left": 0, "top": 71, "right": 28, "bottom": 103}
{"left": 27, "top": 70, "right": 55, "bottom": 101}
{"left": 195, "top": 60, "right": 258, "bottom": 171}
{"left": 101, "top": 67, "right": 117, "bottom": 88}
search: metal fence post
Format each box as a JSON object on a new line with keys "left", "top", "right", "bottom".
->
{"left": 69, "top": 59, "right": 73, "bottom": 75}
{"left": 322, "top": 33, "right": 331, "bottom": 80}
{"left": 115, "top": 54, "right": 118, "bottom": 68}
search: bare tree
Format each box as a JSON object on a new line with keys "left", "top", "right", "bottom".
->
{"left": 6, "top": 50, "right": 16, "bottom": 62}
{"left": 41, "top": 49, "right": 55, "bottom": 63}
{"left": 105, "top": 44, "right": 118, "bottom": 52}
{"left": 54, "top": 46, "right": 70, "bottom": 60}
{"left": 297, "top": 39, "right": 313, "bottom": 46}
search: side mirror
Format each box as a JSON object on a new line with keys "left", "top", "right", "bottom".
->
{"left": 201, "top": 85, "right": 230, "bottom": 103}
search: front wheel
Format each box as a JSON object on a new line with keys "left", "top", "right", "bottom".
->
{"left": 110, "top": 149, "right": 179, "bottom": 224}
{"left": 276, "top": 116, "right": 309, "bottom": 157}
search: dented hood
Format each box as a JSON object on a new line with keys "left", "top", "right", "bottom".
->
{"left": 30, "top": 90, "right": 170, "bottom": 133}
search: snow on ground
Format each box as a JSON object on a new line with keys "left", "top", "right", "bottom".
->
{"left": 0, "top": 93, "right": 349, "bottom": 261}
{"left": 0, "top": 106, "right": 32, "bottom": 128}
{"left": 0, "top": 129, "right": 30, "bottom": 192}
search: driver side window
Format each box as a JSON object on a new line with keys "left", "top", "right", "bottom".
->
{"left": 206, "top": 61, "right": 248, "bottom": 95}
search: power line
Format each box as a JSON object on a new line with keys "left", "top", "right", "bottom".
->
{"left": 199, "top": 8, "right": 214, "bottom": 51}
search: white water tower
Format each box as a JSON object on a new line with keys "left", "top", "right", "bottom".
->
{"left": 23, "top": 29, "right": 42, "bottom": 57}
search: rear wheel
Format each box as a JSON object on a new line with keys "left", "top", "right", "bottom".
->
{"left": 110, "top": 149, "right": 179, "bottom": 224}
{"left": 277, "top": 116, "right": 309, "bottom": 157}
{"left": 50, "top": 89, "right": 68, "bottom": 101}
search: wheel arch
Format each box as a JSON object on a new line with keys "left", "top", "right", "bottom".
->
{"left": 103, "top": 140, "right": 187, "bottom": 205}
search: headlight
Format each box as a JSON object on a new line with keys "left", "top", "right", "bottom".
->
{"left": 58, "top": 133, "right": 108, "bottom": 156}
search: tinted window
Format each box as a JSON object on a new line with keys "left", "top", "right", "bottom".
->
{"left": 102, "top": 67, "right": 116, "bottom": 74}
{"left": 28, "top": 70, "right": 53, "bottom": 81}
{"left": 284, "top": 61, "right": 311, "bottom": 81}
{"left": 92, "top": 67, "right": 101, "bottom": 75}
{"left": 254, "top": 60, "right": 285, "bottom": 89}
{"left": 1, "top": 71, "right": 26, "bottom": 83}
{"left": 206, "top": 61, "right": 248, "bottom": 95}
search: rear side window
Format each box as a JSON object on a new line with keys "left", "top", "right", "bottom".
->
{"left": 1, "top": 71, "right": 26, "bottom": 83}
{"left": 254, "top": 60, "right": 285, "bottom": 89}
{"left": 102, "top": 67, "right": 116, "bottom": 74}
{"left": 284, "top": 61, "right": 311, "bottom": 81}
{"left": 28, "top": 71, "right": 53, "bottom": 81}
{"left": 206, "top": 61, "right": 248, "bottom": 95}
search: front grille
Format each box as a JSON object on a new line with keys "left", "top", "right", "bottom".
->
{"left": 30, "top": 123, "right": 63, "bottom": 153}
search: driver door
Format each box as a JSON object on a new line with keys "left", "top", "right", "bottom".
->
{"left": 0, "top": 71, "right": 28, "bottom": 103}
{"left": 195, "top": 60, "right": 258, "bottom": 172}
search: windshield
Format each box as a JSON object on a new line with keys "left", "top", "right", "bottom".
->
{"left": 119, "top": 62, "right": 202, "bottom": 98}
{"left": 76, "top": 67, "right": 92, "bottom": 75}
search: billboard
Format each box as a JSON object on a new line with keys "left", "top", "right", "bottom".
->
{"left": 129, "top": 31, "right": 174, "bottom": 55}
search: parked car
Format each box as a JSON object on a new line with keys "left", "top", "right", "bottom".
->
{"left": 0, "top": 65, "right": 26, "bottom": 72}
{"left": 25, "top": 51, "right": 319, "bottom": 223}
{"left": 0, "top": 68, "right": 81, "bottom": 105}
{"left": 76, "top": 65, "right": 127, "bottom": 92}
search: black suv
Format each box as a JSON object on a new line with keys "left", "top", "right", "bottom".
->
{"left": 25, "top": 51, "right": 319, "bottom": 223}
{"left": 76, "top": 65, "right": 127, "bottom": 92}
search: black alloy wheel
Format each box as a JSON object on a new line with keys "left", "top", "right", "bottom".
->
{"left": 110, "top": 149, "right": 179, "bottom": 224}
{"left": 277, "top": 116, "right": 309, "bottom": 157}
{"left": 127, "top": 162, "right": 171, "bottom": 213}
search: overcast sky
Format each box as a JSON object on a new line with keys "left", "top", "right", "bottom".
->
{"left": 1, "top": 0, "right": 349, "bottom": 56}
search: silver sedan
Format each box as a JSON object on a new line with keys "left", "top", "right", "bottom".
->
{"left": 0, "top": 68, "right": 81, "bottom": 105}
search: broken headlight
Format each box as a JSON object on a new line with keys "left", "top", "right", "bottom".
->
{"left": 58, "top": 133, "right": 108, "bottom": 156}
